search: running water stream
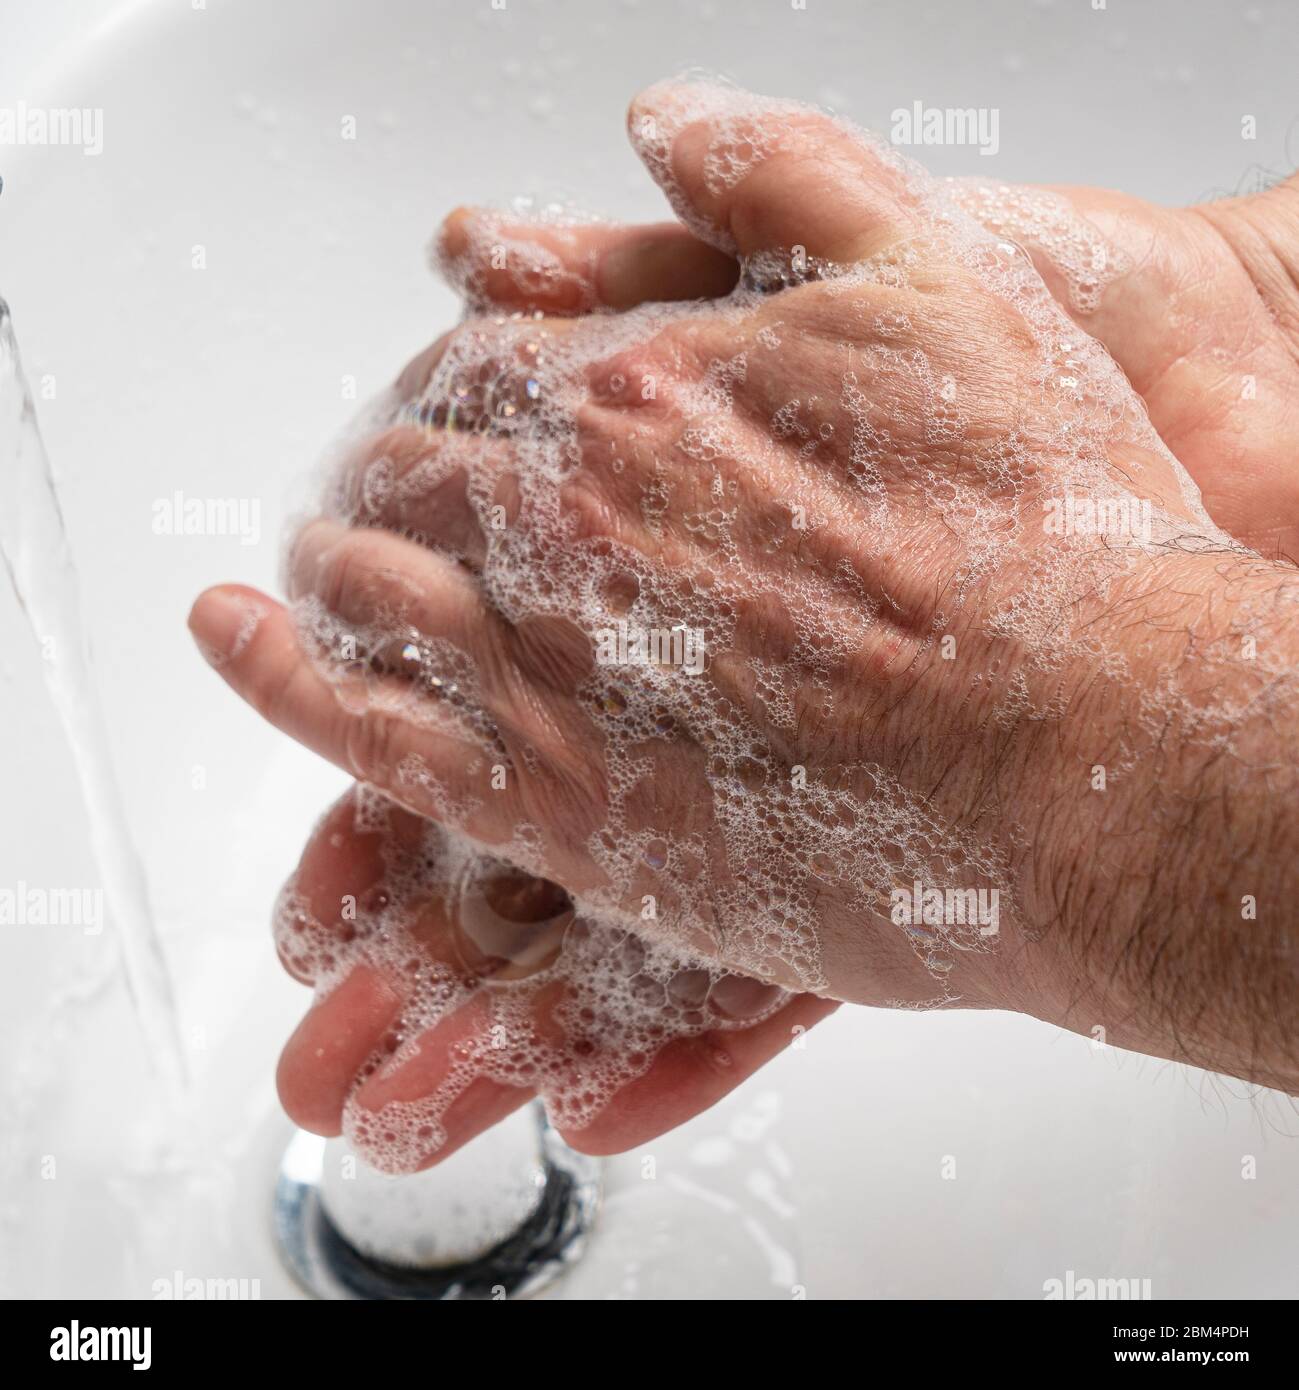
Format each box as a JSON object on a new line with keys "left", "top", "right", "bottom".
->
{"left": 0, "top": 299, "right": 186, "bottom": 1090}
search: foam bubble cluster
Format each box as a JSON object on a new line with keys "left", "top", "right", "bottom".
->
{"left": 433, "top": 196, "right": 610, "bottom": 311}
{"left": 945, "top": 178, "right": 1133, "bottom": 314}
{"left": 275, "top": 790, "right": 788, "bottom": 1170}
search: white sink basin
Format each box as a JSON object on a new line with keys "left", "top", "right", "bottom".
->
{"left": 2, "top": 0, "right": 1297, "bottom": 1299}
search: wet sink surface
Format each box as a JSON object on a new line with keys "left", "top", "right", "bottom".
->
{"left": 2, "top": 0, "right": 1298, "bottom": 1299}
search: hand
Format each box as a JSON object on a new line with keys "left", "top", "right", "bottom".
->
{"left": 266, "top": 205, "right": 835, "bottom": 1168}
{"left": 947, "top": 171, "right": 1299, "bottom": 562}
{"left": 436, "top": 170, "right": 1299, "bottom": 564}
{"left": 272, "top": 784, "right": 836, "bottom": 1168}
{"left": 192, "top": 79, "right": 1299, "bottom": 1167}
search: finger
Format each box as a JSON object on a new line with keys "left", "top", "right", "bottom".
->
{"left": 393, "top": 330, "right": 455, "bottom": 400}
{"left": 558, "top": 992, "right": 839, "bottom": 1154}
{"left": 291, "top": 518, "right": 596, "bottom": 756}
{"left": 281, "top": 973, "right": 536, "bottom": 1155}
{"left": 276, "top": 966, "right": 404, "bottom": 1136}
{"left": 328, "top": 426, "right": 519, "bottom": 569}
{"left": 273, "top": 783, "right": 432, "bottom": 983}
{"left": 278, "top": 786, "right": 563, "bottom": 1142}
{"left": 351, "top": 975, "right": 837, "bottom": 1169}
{"left": 346, "top": 993, "right": 537, "bottom": 1169}
{"left": 287, "top": 518, "right": 509, "bottom": 669}
{"left": 628, "top": 77, "right": 926, "bottom": 263}
{"left": 346, "top": 310, "right": 584, "bottom": 560}
{"left": 188, "top": 585, "right": 512, "bottom": 837}
{"left": 274, "top": 792, "right": 385, "bottom": 985}
{"left": 278, "top": 791, "right": 841, "bottom": 1168}
{"left": 435, "top": 206, "right": 738, "bottom": 313}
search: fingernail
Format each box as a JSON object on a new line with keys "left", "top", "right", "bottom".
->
{"left": 707, "top": 973, "right": 788, "bottom": 1021}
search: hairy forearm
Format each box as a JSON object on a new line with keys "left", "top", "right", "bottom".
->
{"left": 1023, "top": 550, "right": 1299, "bottom": 1092}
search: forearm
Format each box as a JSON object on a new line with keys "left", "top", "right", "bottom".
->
{"left": 1026, "top": 550, "right": 1299, "bottom": 1092}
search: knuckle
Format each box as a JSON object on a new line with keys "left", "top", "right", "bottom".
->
{"left": 587, "top": 326, "right": 699, "bottom": 411}
{"left": 560, "top": 474, "right": 624, "bottom": 546}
